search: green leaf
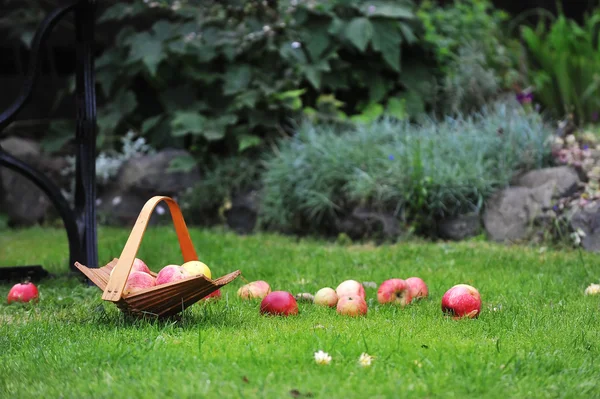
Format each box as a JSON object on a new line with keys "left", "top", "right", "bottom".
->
{"left": 223, "top": 65, "right": 252, "bottom": 95}
{"left": 361, "top": 2, "right": 415, "bottom": 19}
{"left": 98, "top": 3, "right": 147, "bottom": 23}
{"left": 141, "top": 115, "right": 163, "bottom": 134}
{"left": 366, "top": 74, "right": 387, "bottom": 103}
{"left": 371, "top": 19, "right": 402, "bottom": 71}
{"left": 171, "top": 112, "right": 206, "bottom": 137}
{"left": 238, "top": 134, "right": 262, "bottom": 152}
{"left": 125, "top": 32, "right": 166, "bottom": 76}
{"left": 344, "top": 17, "right": 374, "bottom": 52}
{"left": 386, "top": 97, "right": 407, "bottom": 120}
{"left": 304, "top": 20, "right": 331, "bottom": 60}
{"left": 168, "top": 154, "right": 197, "bottom": 173}
{"left": 234, "top": 90, "right": 261, "bottom": 109}
{"left": 202, "top": 115, "right": 238, "bottom": 141}
{"left": 97, "top": 90, "right": 137, "bottom": 136}
{"left": 350, "top": 103, "right": 384, "bottom": 123}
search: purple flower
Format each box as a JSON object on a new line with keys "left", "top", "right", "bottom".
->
{"left": 553, "top": 205, "right": 559, "bottom": 212}
{"left": 584, "top": 145, "right": 589, "bottom": 150}
{"left": 388, "top": 154, "right": 395, "bottom": 161}
{"left": 516, "top": 92, "right": 533, "bottom": 104}
{"left": 593, "top": 112, "right": 599, "bottom": 122}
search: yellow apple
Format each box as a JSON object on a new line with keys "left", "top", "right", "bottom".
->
{"left": 181, "top": 260, "right": 212, "bottom": 279}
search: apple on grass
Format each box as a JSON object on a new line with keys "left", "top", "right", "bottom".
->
{"left": 238, "top": 280, "right": 271, "bottom": 300}
{"left": 123, "top": 271, "right": 156, "bottom": 295}
{"left": 336, "top": 280, "right": 366, "bottom": 300}
{"left": 314, "top": 287, "right": 338, "bottom": 307}
{"left": 260, "top": 291, "right": 298, "bottom": 316}
{"left": 405, "top": 277, "right": 429, "bottom": 300}
{"left": 337, "top": 295, "right": 367, "bottom": 317}
{"left": 441, "top": 284, "right": 481, "bottom": 319}
{"left": 202, "top": 289, "right": 221, "bottom": 301}
{"left": 377, "top": 279, "right": 412, "bottom": 306}
{"left": 7, "top": 282, "right": 39, "bottom": 304}
{"left": 181, "top": 260, "right": 212, "bottom": 279}
{"left": 155, "top": 265, "right": 190, "bottom": 285}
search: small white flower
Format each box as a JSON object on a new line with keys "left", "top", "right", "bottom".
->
{"left": 358, "top": 352, "right": 374, "bottom": 367}
{"left": 553, "top": 136, "right": 564, "bottom": 147}
{"left": 584, "top": 283, "right": 600, "bottom": 295}
{"left": 156, "top": 205, "right": 166, "bottom": 215}
{"left": 576, "top": 228, "right": 586, "bottom": 237}
{"left": 367, "top": 5, "right": 376, "bottom": 14}
{"left": 291, "top": 41, "right": 301, "bottom": 49}
{"left": 571, "top": 232, "right": 581, "bottom": 246}
{"left": 314, "top": 350, "right": 331, "bottom": 365}
{"left": 263, "top": 25, "right": 271, "bottom": 32}
{"left": 171, "top": 0, "right": 181, "bottom": 10}
{"left": 111, "top": 196, "right": 122, "bottom": 206}
{"left": 566, "top": 134, "right": 576, "bottom": 145}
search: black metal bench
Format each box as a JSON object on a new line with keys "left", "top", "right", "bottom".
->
{"left": 0, "top": 0, "right": 98, "bottom": 273}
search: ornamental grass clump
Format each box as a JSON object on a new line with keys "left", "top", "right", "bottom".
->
{"left": 260, "top": 100, "right": 553, "bottom": 235}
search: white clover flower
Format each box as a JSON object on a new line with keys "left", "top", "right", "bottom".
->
{"left": 291, "top": 41, "right": 301, "bottom": 49}
{"left": 263, "top": 25, "right": 271, "bottom": 32}
{"left": 584, "top": 283, "right": 600, "bottom": 295}
{"left": 314, "top": 350, "right": 331, "bottom": 365}
{"left": 358, "top": 353, "right": 374, "bottom": 367}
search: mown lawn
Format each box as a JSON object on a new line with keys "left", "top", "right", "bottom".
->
{"left": 1, "top": 226, "right": 599, "bottom": 398}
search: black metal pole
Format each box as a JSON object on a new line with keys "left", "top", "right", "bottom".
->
{"left": 73, "top": 0, "right": 98, "bottom": 268}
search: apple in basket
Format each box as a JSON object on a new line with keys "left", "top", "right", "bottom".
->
{"left": 124, "top": 272, "right": 156, "bottom": 295}
{"left": 156, "top": 265, "right": 191, "bottom": 285}
{"left": 202, "top": 289, "right": 221, "bottom": 301}
{"left": 110, "top": 257, "right": 151, "bottom": 277}
{"left": 181, "top": 260, "right": 212, "bottom": 279}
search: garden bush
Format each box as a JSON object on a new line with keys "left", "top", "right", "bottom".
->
{"left": 520, "top": 7, "right": 600, "bottom": 125}
{"left": 72, "top": 0, "right": 436, "bottom": 162}
{"left": 259, "top": 98, "right": 553, "bottom": 237}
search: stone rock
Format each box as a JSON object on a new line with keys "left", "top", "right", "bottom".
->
{"left": 483, "top": 181, "right": 556, "bottom": 242}
{"left": 335, "top": 207, "right": 401, "bottom": 240}
{"left": 513, "top": 166, "right": 580, "bottom": 198}
{"left": 225, "top": 190, "right": 259, "bottom": 234}
{"left": 0, "top": 137, "right": 70, "bottom": 226}
{"left": 570, "top": 203, "right": 600, "bottom": 252}
{"left": 116, "top": 149, "right": 200, "bottom": 196}
{"left": 97, "top": 149, "right": 200, "bottom": 226}
{"left": 438, "top": 213, "right": 481, "bottom": 240}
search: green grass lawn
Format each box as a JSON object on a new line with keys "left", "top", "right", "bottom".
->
{"left": 1, "top": 226, "right": 599, "bottom": 398}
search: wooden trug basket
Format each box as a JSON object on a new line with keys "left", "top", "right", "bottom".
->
{"left": 75, "top": 196, "right": 241, "bottom": 318}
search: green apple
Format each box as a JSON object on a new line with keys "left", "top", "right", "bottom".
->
{"left": 181, "top": 260, "right": 212, "bottom": 279}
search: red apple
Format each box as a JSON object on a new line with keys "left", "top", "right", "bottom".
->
{"left": 377, "top": 279, "right": 412, "bottom": 306}
{"left": 336, "top": 280, "right": 366, "bottom": 300}
{"left": 202, "top": 289, "right": 222, "bottom": 301}
{"left": 260, "top": 291, "right": 298, "bottom": 316}
{"left": 237, "top": 280, "right": 271, "bottom": 300}
{"left": 314, "top": 287, "right": 338, "bottom": 307}
{"left": 441, "top": 284, "right": 482, "bottom": 319}
{"left": 132, "top": 258, "right": 152, "bottom": 274}
{"left": 405, "top": 277, "right": 428, "bottom": 300}
{"left": 337, "top": 295, "right": 368, "bottom": 317}
{"left": 7, "top": 282, "right": 39, "bottom": 304}
{"left": 155, "top": 265, "right": 190, "bottom": 285}
{"left": 123, "top": 271, "right": 156, "bottom": 295}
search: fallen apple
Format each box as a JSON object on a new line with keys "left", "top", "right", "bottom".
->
{"left": 260, "top": 291, "right": 298, "bottom": 316}
{"left": 377, "top": 278, "right": 412, "bottom": 306}
{"left": 181, "top": 260, "right": 212, "bottom": 279}
{"left": 405, "top": 277, "right": 428, "bottom": 300}
{"left": 202, "top": 289, "right": 221, "bottom": 301}
{"left": 123, "top": 271, "right": 156, "bottom": 295}
{"left": 237, "top": 280, "right": 271, "bottom": 299}
{"left": 155, "top": 265, "right": 190, "bottom": 285}
{"left": 441, "top": 284, "right": 481, "bottom": 319}
{"left": 336, "top": 280, "right": 366, "bottom": 300}
{"left": 7, "top": 282, "right": 39, "bottom": 304}
{"left": 336, "top": 295, "right": 367, "bottom": 317}
{"left": 314, "top": 287, "right": 338, "bottom": 307}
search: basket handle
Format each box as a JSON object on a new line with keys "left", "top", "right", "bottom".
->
{"left": 101, "top": 196, "right": 198, "bottom": 302}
